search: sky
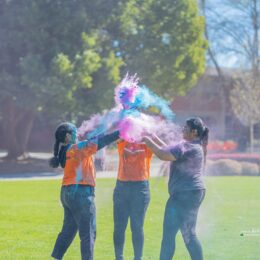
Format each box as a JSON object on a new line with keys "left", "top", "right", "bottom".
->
{"left": 204, "top": 0, "right": 259, "bottom": 69}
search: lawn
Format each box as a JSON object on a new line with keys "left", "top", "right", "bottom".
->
{"left": 0, "top": 177, "right": 259, "bottom": 260}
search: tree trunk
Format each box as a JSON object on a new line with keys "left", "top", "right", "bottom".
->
{"left": 3, "top": 121, "right": 21, "bottom": 159}
{"left": 17, "top": 110, "right": 35, "bottom": 159}
{"left": 2, "top": 97, "right": 35, "bottom": 160}
{"left": 249, "top": 120, "right": 254, "bottom": 153}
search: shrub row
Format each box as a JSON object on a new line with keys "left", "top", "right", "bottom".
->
{"left": 205, "top": 159, "right": 259, "bottom": 176}
{"left": 207, "top": 153, "right": 260, "bottom": 164}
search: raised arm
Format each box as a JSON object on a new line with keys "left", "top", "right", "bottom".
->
{"left": 151, "top": 134, "right": 167, "bottom": 147}
{"left": 142, "top": 136, "right": 176, "bottom": 161}
{"left": 77, "top": 131, "right": 119, "bottom": 151}
{"left": 97, "top": 130, "right": 120, "bottom": 150}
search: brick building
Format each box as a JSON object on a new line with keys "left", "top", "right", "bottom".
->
{"left": 171, "top": 68, "right": 249, "bottom": 144}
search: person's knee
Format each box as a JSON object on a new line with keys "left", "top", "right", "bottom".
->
{"left": 79, "top": 227, "right": 95, "bottom": 242}
{"left": 114, "top": 226, "right": 126, "bottom": 241}
{"left": 161, "top": 231, "right": 177, "bottom": 246}
{"left": 114, "top": 222, "right": 127, "bottom": 232}
{"left": 183, "top": 231, "right": 197, "bottom": 246}
{"left": 58, "top": 227, "right": 76, "bottom": 241}
{"left": 78, "top": 232, "right": 88, "bottom": 241}
{"left": 131, "top": 219, "right": 143, "bottom": 230}
{"left": 132, "top": 228, "right": 143, "bottom": 240}
{"left": 114, "top": 219, "right": 128, "bottom": 233}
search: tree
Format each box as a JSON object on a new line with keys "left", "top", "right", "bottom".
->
{"left": 0, "top": 0, "right": 207, "bottom": 159}
{"left": 0, "top": 0, "right": 123, "bottom": 159}
{"left": 199, "top": 0, "right": 260, "bottom": 151}
{"left": 199, "top": 0, "right": 226, "bottom": 81}
{"left": 230, "top": 73, "right": 260, "bottom": 152}
{"left": 109, "top": 0, "right": 208, "bottom": 96}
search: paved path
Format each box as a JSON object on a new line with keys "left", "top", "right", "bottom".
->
{"left": 0, "top": 151, "right": 165, "bottom": 181}
{"left": 0, "top": 168, "right": 163, "bottom": 181}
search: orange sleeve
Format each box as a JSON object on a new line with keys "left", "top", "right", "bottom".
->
{"left": 117, "top": 140, "right": 126, "bottom": 153}
{"left": 83, "top": 143, "right": 98, "bottom": 156}
{"left": 145, "top": 145, "right": 153, "bottom": 158}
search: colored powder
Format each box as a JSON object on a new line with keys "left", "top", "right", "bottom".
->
{"left": 77, "top": 107, "right": 121, "bottom": 140}
{"left": 78, "top": 73, "right": 176, "bottom": 144}
{"left": 114, "top": 73, "right": 139, "bottom": 109}
{"left": 118, "top": 116, "right": 145, "bottom": 143}
{"left": 76, "top": 164, "right": 82, "bottom": 183}
{"left": 118, "top": 113, "right": 181, "bottom": 144}
{"left": 115, "top": 74, "right": 175, "bottom": 120}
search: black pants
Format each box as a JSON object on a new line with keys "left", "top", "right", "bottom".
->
{"left": 113, "top": 180, "right": 150, "bottom": 260}
{"left": 160, "top": 189, "right": 205, "bottom": 260}
{"left": 51, "top": 185, "right": 96, "bottom": 260}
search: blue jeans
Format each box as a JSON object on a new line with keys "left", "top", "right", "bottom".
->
{"left": 113, "top": 180, "right": 150, "bottom": 260}
{"left": 160, "top": 189, "right": 205, "bottom": 260}
{"left": 51, "top": 185, "right": 96, "bottom": 260}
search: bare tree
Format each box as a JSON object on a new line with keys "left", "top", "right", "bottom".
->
{"left": 200, "top": 0, "right": 260, "bottom": 151}
{"left": 230, "top": 73, "right": 260, "bottom": 152}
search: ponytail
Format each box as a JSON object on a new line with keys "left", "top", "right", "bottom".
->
{"left": 49, "top": 122, "right": 76, "bottom": 169}
{"left": 49, "top": 141, "right": 68, "bottom": 169}
{"left": 49, "top": 140, "right": 60, "bottom": 168}
{"left": 201, "top": 127, "right": 209, "bottom": 164}
{"left": 58, "top": 145, "right": 67, "bottom": 168}
{"left": 186, "top": 117, "right": 209, "bottom": 164}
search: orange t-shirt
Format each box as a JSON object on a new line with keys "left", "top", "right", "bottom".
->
{"left": 62, "top": 143, "right": 97, "bottom": 186}
{"left": 117, "top": 140, "right": 153, "bottom": 181}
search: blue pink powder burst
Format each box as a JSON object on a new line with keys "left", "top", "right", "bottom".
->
{"left": 78, "top": 74, "right": 177, "bottom": 143}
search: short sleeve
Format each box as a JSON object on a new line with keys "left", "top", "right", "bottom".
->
{"left": 170, "top": 143, "right": 184, "bottom": 160}
{"left": 117, "top": 140, "right": 126, "bottom": 153}
{"left": 145, "top": 146, "right": 153, "bottom": 158}
{"left": 77, "top": 136, "right": 98, "bottom": 150}
{"left": 84, "top": 143, "right": 98, "bottom": 155}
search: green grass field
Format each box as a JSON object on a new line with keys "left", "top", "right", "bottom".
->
{"left": 0, "top": 177, "right": 259, "bottom": 260}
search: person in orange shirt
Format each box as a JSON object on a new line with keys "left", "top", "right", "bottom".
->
{"left": 113, "top": 139, "right": 153, "bottom": 260}
{"left": 49, "top": 122, "right": 119, "bottom": 260}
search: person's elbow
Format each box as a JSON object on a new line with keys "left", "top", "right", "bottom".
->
{"left": 156, "top": 148, "right": 176, "bottom": 161}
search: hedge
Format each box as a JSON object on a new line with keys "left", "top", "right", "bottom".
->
{"left": 205, "top": 159, "right": 259, "bottom": 176}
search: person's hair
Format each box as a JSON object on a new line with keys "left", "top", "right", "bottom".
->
{"left": 49, "top": 122, "right": 76, "bottom": 168}
{"left": 186, "top": 117, "right": 209, "bottom": 161}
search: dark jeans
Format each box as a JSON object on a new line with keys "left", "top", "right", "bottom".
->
{"left": 51, "top": 185, "right": 96, "bottom": 260}
{"left": 160, "top": 189, "right": 205, "bottom": 260}
{"left": 113, "top": 180, "right": 150, "bottom": 260}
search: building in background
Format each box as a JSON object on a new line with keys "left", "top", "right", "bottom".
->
{"left": 171, "top": 68, "right": 251, "bottom": 150}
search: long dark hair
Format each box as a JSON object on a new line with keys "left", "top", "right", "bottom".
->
{"left": 49, "top": 122, "right": 76, "bottom": 168}
{"left": 186, "top": 117, "right": 209, "bottom": 161}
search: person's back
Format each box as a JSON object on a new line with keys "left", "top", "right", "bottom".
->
{"left": 113, "top": 140, "right": 153, "bottom": 260}
{"left": 50, "top": 123, "right": 119, "bottom": 260}
{"left": 117, "top": 140, "right": 153, "bottom": 181}
{"left": 63, "top": 143, "right": 97, "bottom": 186}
